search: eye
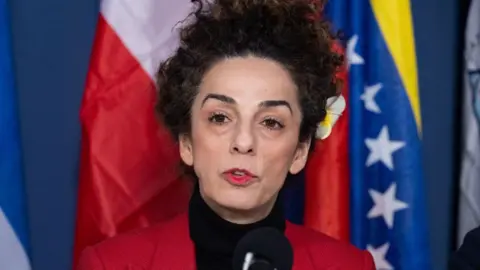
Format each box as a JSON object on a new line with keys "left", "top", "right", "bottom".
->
{"left": 208, "top": 112, "right": 230, "bottom": 124}
{"left": 261, "top": 117, "right": 284, "bottom": 130}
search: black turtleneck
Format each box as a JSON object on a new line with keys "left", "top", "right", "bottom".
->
{"left": 188, "top": 184, "right": 286, "bottom": 270}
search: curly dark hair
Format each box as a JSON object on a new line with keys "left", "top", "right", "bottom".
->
{"left": 155, "top": 0, "right": 343, "bottom": 146}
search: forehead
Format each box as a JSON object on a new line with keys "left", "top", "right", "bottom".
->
{"left": 199, "top": 56, "right": 298, "bottom": 102}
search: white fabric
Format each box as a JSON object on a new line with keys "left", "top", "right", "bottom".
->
{"left": 0, "top": 207, "right": 31, "bottom": 270}
{"left": 101, "top": 0, "right": 194, "bottom": 80}
{"left": 458, "top": 0, "right": 480, "bottom": 247}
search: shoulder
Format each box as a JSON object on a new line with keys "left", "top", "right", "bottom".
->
{"left": 76, "top": 213, "right": 190, "bottom": 270}
{"left": 449, "top": 225, "right": 480, "bottom": 269}
{"left": 286, "top": 222, "right": 375, "bottom": 270}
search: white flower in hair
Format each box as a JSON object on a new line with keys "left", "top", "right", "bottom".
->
{"left": 315, "top": 94, "right": 346, "bottom": 140}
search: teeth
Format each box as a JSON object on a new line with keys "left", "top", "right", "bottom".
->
{"left": 233, "top": 171, "right": 245, "bottom": 176}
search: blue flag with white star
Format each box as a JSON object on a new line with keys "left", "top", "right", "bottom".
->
{"left": 325, "top": 1, "right": 432, "bottom": 269}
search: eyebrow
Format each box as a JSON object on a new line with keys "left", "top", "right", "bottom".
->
{"left": 259, "top": 100, "right": 292, "bottom": 114}
{"left": 201, "top": 93, "right": 235, "bottom": 105}
{"left": 201, "top": 93, "right": 292, "bottom": 114}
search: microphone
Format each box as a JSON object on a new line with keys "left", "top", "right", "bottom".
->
{"left": 232, "top": 227, "right": 293, "bottom": 270}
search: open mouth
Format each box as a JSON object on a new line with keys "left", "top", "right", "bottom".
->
{"left": 223, "top": 168, "right": 257, "bottom": 186}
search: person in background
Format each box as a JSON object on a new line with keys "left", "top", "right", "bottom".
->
{"left": 449, "top": 225, "right": 480, "bottom": 270}
{"left": 76, "top": 0, "right": 375, "bottom": 269}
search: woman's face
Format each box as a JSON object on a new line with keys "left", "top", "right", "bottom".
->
{"left": 179, "top": 56, "right": 310, "bottom": 219}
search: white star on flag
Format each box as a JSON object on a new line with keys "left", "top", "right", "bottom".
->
{"left": 365, "top": 126, "right": 405, "bottom": 170}
{"left": 347, "top": 35, "right": 364, "bottom": 68}
{"left": 367, "top": 183, "right": 408, "bottom": 228}
{"left": 361, "top": 83, "right": 382, "bottom": 113}
{"left": 367, "top": 242, "right": 393, "bottom": 270}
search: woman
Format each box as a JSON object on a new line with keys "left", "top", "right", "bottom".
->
{"left": 77, "top": 0, "right": 375, "bottom": 269}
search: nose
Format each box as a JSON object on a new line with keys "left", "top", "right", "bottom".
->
{"left": 230, "top": 123, "right": 255, "bottom": 155}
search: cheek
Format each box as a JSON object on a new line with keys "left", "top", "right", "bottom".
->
{"left": 258, "top": 140, "right": 298, "bottom": 183}
{"left": 190, "top": 122, "right": 227, "bottom": 175}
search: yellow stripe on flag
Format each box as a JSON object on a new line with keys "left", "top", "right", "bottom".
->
{"left": 370, "top": 0, "right": 422, "bottom": 134}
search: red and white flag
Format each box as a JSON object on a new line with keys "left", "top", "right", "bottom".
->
{"left": 72, "top": 1, "right": 194, "bottom": 266}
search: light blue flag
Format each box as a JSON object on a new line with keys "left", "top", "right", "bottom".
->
{"left": 0, "top": 0, "right": 32, "bottom": 269}
{"left": 326, "top": 0, "right": 432, "bottom": 269}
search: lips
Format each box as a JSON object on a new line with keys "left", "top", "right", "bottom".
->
{"left": 223, "top": 168, "right": 257, "bottom": 186}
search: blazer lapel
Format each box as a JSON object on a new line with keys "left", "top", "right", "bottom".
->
{"left": 286, "top": 222, "right": 316, "bottom": 270}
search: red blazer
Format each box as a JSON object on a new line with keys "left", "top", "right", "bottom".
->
{"left": 77, "top": 213, "right": 375, "bottom": 270}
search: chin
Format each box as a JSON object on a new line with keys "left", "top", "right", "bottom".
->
{"left": 214, "top": 188, "right": 262, "bottom": 211}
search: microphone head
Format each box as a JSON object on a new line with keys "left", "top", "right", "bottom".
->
{"left": 232, "top": 227, "right": 293, "bottom": 270}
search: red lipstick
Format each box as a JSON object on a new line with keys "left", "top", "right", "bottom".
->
{"left": 223, "top": 168, "right": 256, "bottom": 186}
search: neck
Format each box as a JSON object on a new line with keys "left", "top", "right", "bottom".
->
{"left": 200, "top": 191, "right": 278, "bottom": 225}
{"left": 188, "top": 182, "right": 286, "bottom": 269}
{"left": 188, "top": 182, "right": 286, "bottom": 252}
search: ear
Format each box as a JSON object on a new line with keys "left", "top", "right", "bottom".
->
{"left": 289, "top": 138, "right": 311, "bottom": 174}
{"left": 179, "top": 133, "right": 194, "bottom": 166}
